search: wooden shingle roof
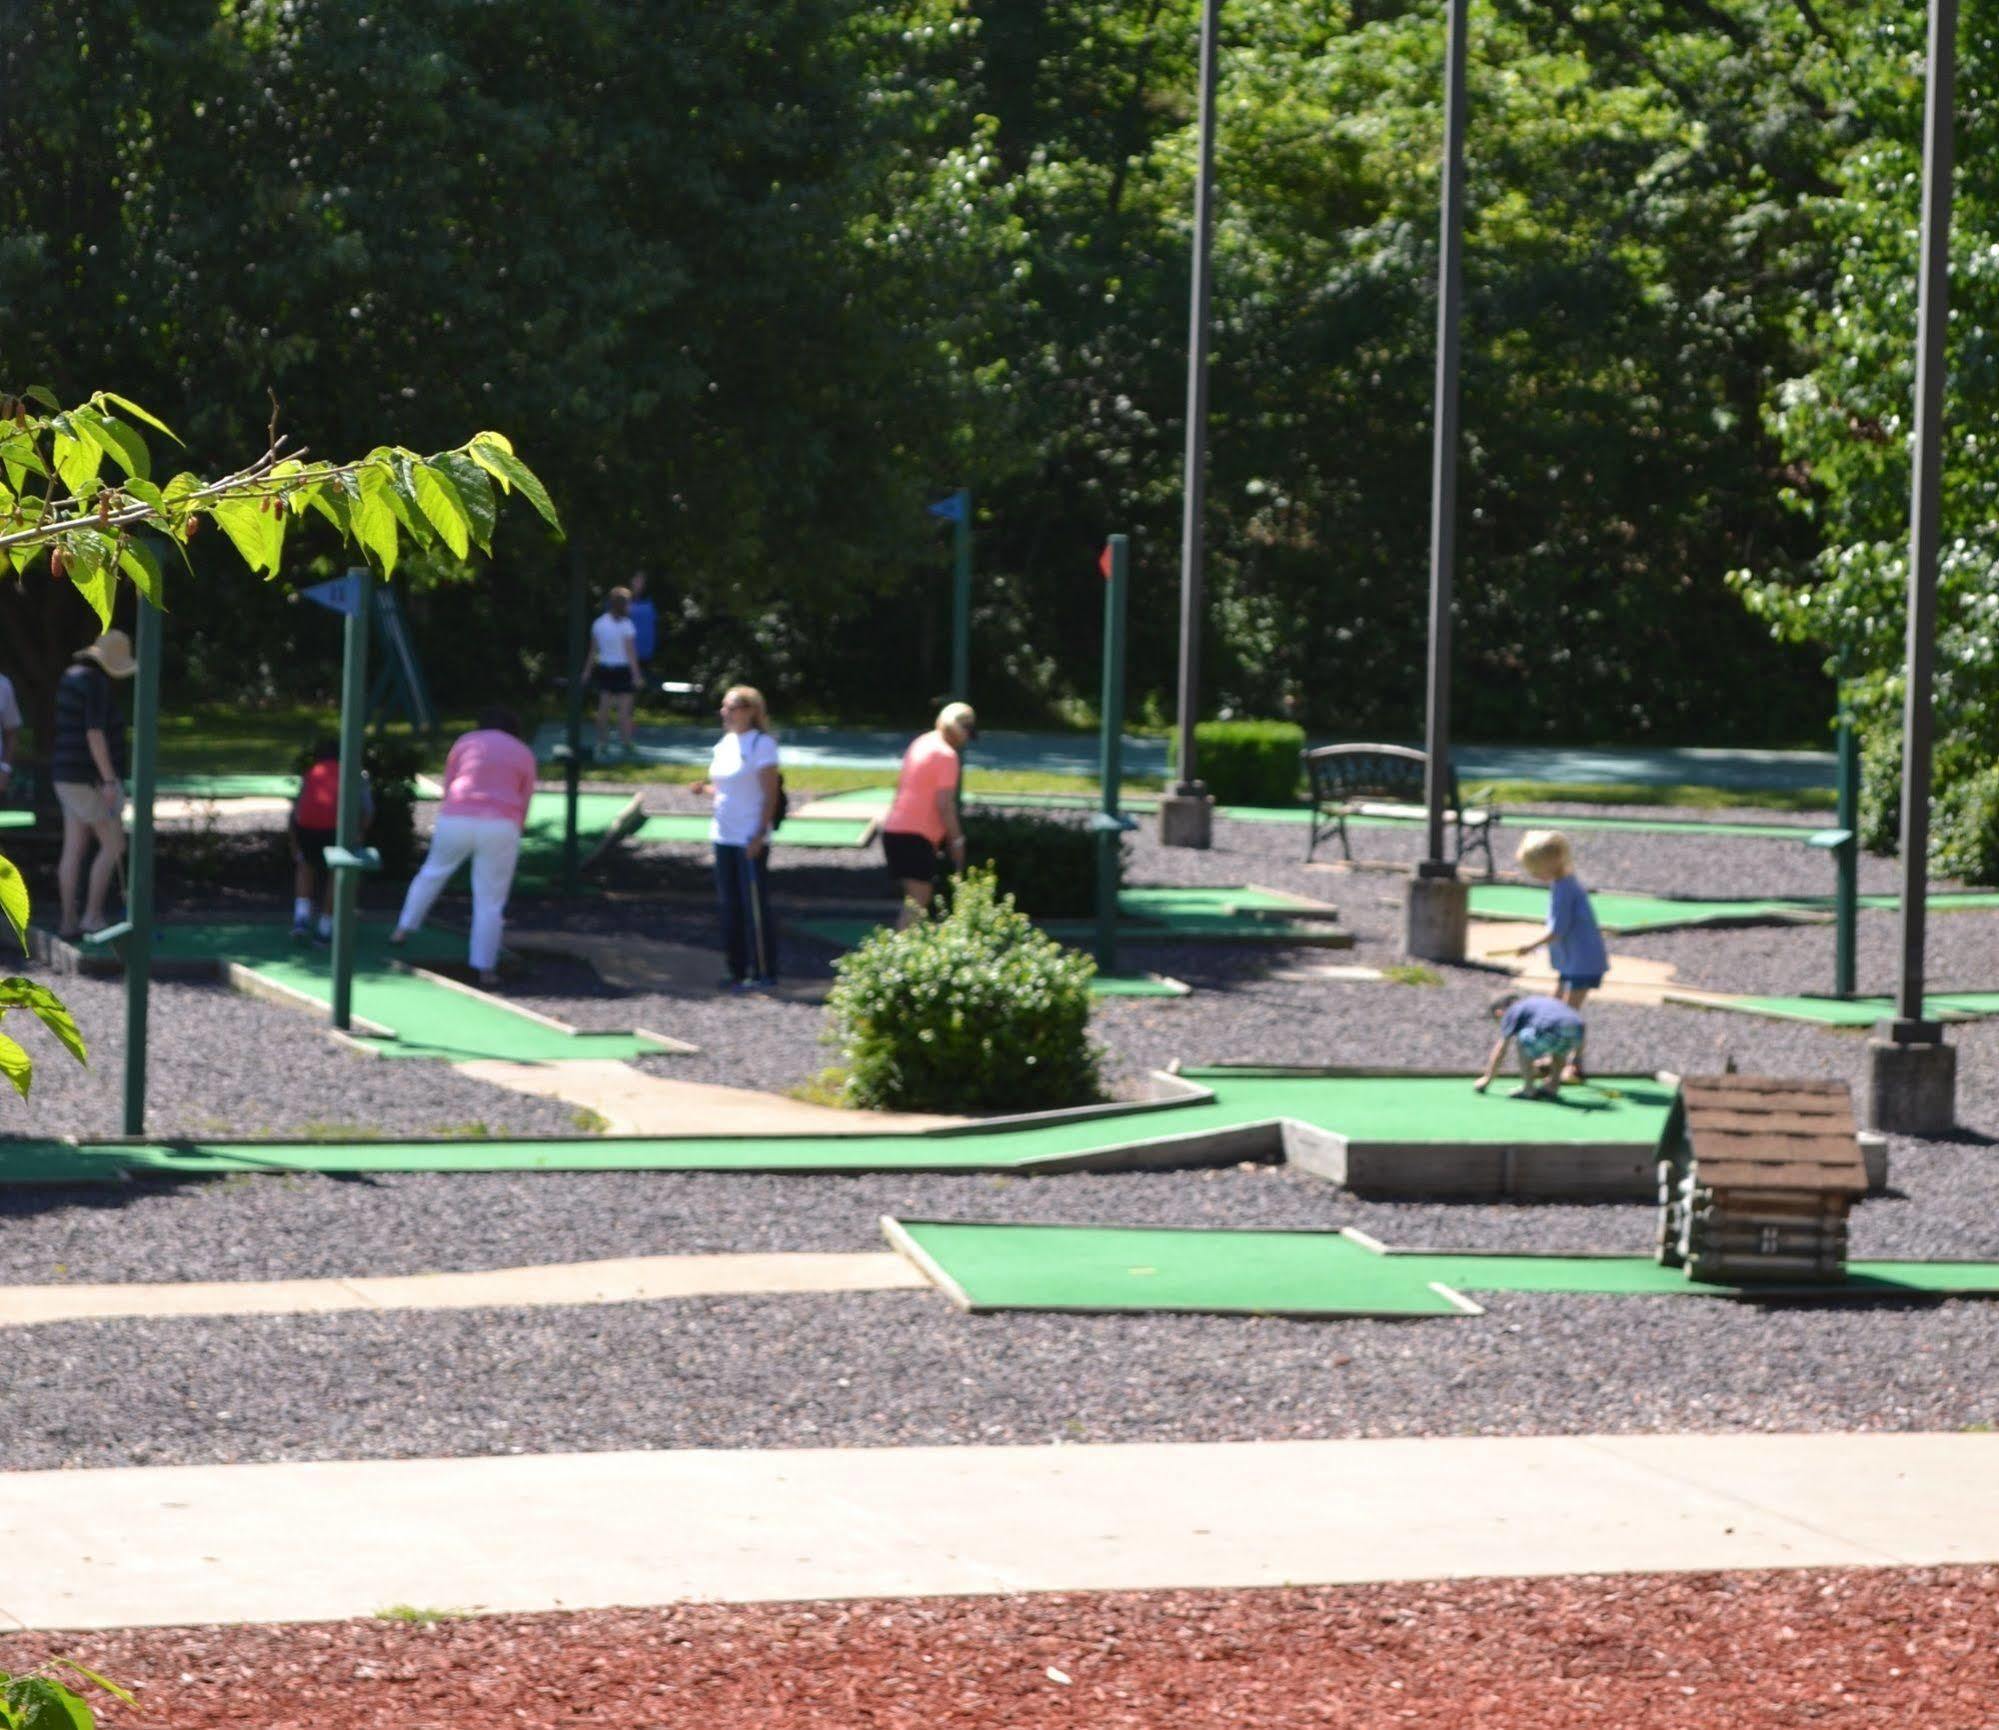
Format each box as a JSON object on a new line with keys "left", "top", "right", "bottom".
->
{"left": 1675, "top": 1075, "right": 1868, "bottom": 1194}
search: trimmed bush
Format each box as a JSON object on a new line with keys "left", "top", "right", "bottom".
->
{"left": 959, "top": 808, "right": 1119, "bottom": 919}
{"left": 1171, "top": 719, "right": 1306, "bottom": 807}
{"left": 1858, "top": 729, "right": 1902, "bottom": 855}
{"left": 829, "top": 866, "right": 1103, "bottom": 1113}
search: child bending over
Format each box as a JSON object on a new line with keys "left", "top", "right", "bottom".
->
{"left": 1474, "top": 991, "right": 1585, "bottom": 1100}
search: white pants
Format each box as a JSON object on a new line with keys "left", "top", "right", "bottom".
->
{"left": 395, "top": 814, "right": 521, "bottom": 971}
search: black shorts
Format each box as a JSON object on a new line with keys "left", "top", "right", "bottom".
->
{"left": 291, "top": 822, "right": 335, "bottom": 870}
{"left": 594, "top": 665, "right": 635, "bottom": 696}
{"left": 881, "top": 829, "right": 942, "bottom": 885}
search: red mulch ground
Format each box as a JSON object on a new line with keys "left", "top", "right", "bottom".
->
{"left": 5, "top": 1569, "right": 1997, "bottom": 1728}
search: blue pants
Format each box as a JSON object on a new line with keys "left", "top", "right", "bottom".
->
{"left": 714, "top": 844, "right": 777, "bottom": 982}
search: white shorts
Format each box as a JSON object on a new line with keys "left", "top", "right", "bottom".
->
{"left": 54, "top": 781, "right": 122, "bottom": 825}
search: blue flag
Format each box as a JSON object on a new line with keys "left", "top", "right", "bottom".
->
{"left": 926, "top": 493, "right": 966, "bottom": 524}
{"left": 300, "top": 574, "right": 362, "bottom": 616}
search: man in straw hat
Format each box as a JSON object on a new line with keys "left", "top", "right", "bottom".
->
{"left": 50, "top": 628, "right": 136, "bottom": 939}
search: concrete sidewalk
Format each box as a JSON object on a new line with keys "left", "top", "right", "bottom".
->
{"left": 6, "top": 1432, "right": 1993, "bottom": 1631}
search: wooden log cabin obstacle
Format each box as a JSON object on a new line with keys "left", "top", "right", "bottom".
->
{"left": 1656, "top": 1075, "right": 1869, "bottom": 1284}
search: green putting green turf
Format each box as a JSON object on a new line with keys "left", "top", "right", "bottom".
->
{"left": 796, "top": 887, "right": 1347, "bottom": 957}
{"left": 1677, "top": 991, "right": 1999, "bottom": 1026}
{"left": 0, "top": 809, "right": 32, "bottom": 829}
{"left": 637, "top": 813, "right": 873, "bottom": 848}
{"left": 157, "top": 773, "right": 302, "bottom": 800}
{"left": 145, "top": 922, "right": 671, "bottom": 1063}
{"left": 1469, "top": 884, "right": 1817, "bottom": 931}
{"left": 0, "top": 1069, "right": 1666, "bottom": 1182}
{"left": 886, "top": 1222, "right": 1999, "bottom": 1315}
{"left": 890, "top": 1221, "right": 1468, "bottom": 1315}
{"left": 1183, "top": 1069, "right": 1675, "bottom": 1141}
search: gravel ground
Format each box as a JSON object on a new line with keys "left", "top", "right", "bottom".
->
{"left": 11, "top": 796, "right": 1999, "bottom": 1469}
{"left": 4, "top": 1569, "right": 1993, "bottom": 1730}
{"left": 4, "top": 1283, "right": 1997, "bottom": 1469}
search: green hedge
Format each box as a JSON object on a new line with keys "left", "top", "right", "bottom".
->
{"left": 958, "top": 809, "right": 1118, "bottom": 919}
{"left": 1856, "top": 728, "right": 1999, "bottom": 884}
{"left": 1170, "top": 719, "right": 1306, "bottom": 807}
{"left": 829, "top": 867, "right": 1102, "bottom": 1113}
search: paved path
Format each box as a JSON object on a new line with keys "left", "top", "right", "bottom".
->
{"left": 5, "top": 1432, "right": 1994, "bottom": 1631}
{"left": 534, "top": 725, "right": 1837, "bottom": 793}
{"left": 0, "top": 1252, "right": 923, "bottom": 1329}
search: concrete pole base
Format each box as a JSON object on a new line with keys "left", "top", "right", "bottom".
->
{"left": 1158, "top": 790, "right": 1214, "bottom": 850}
{"left": 1865, "top": 1037, "right": 1957, "bottom": 1137}
{"left": 1405, "top": 872, "right": 1469, "bottom": 963}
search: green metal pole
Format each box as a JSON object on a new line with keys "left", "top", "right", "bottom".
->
{"left": 950, "top": 488, "right": 971, "bottom": 699}
{"left": 331, "top": 565, "right": 373, "bottom": 1031}
{"left": 564, "top": 545, "right": 585, "bottom": 897}
{"left": 1835, "top": 696, "right": 1860, "bottom": 999}
{"left": 121, "top": 596, "right": 162, "bottom": 1137}
{"left": 1095, "top": 535, "right": 1130, "bottom": 973}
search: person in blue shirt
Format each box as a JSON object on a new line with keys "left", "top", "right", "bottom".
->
{"left": 1499, "top": 828, "right": 1607, "bottom": 1084}
{"left": 1474, "top": 992, "right": 1585, "bottom": 1100}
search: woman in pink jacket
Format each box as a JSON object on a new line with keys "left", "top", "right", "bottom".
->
{"left": 389, "top": 706, "right": 537, "bottom": 987}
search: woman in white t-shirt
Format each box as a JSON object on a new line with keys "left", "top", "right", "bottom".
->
{"left": 579, "top": 586, "right": 642, "bottom": 758}
{"left": 692, "top": 684, "right": 782, "bottom": 989}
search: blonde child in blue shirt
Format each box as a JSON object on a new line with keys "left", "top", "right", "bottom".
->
{"left": 1497, "top": 829, "right": 1607, "bottom": 1084}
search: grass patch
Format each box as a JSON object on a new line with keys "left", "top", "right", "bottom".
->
{"left": 568, "top": 1106, "right": 610, "bottom": 1135}
{"left": 373, "top": 1605, "right": 473, "bottom": 1626}
{"left": 1381, "top": 963, "right": 1442, "bottom": 987}
{"left": 786, "top": 1066, "right": 852, "bottom": 1110}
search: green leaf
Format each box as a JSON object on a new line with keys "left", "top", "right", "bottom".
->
{"left": 161, "top": 472, "right": 201, "bottom": 504}
{"left": 22, "top": 385, "right": 61, "bottom": 412}
{"left": 210, "top": 498, "right": 283, "bottom": 577}
{"left": 432, "top": 451, "right": 496, "bottom": 554}
{"left": 0, "top": 979, "right": 87, "bottom": 1064}
{"left": 468, "top": 435, "right": 561, "bottom": 533}
{"left": 119, "top": 538, "right": 165, "bottom": 609}
{"left": 47, "top": 1662, "right": 132, "bottom": 1706}
{"left": 412, "top": 462, "right": 471, "bottom": 560}
{"left": 78, "top": 413, "right": 149, "bottom": 482}
{"left": 94, "top": 391, "right": 180, "bottom": 443}
{"left": 50, "top": 425, "right": 103, "bottom": 495}
{"left": 1, "top": 1673, "right": 91, "bottom": 1729}
{"left": 68, "top": 549, "right": 116, "bottom": 631}
{"left": 0, "top": 1029, "right": 32, "bottom": 1099}
{"left": 122, "top": 477, "right": 166, "bottom": 512}
{"left": 382, "top": 455, "right": 433, "bottom": 547}
{"left": 352, "top": 468, "right": 400, "bottom": 577}
{"left": 0, "top": 854, "right": 26, "bottom": 951}
{"left": 305, "top": 483, "right": 351, "bottom": 536}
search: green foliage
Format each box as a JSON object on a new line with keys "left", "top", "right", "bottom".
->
{"left": 0, "top": 393, "right": 559, "bottom": 623}
{"left": 1174, "top": 720, "right": 1306, "bottom": 808}
{"left": 0, "top": 1659, "right": 133, "bottom": 1728}
{"left": 960, "top": 809, "right": 1118, "bottom": 918}
{"left": 829, "top": 867, "right": 1102, "bottom": 1113}
{"left": 3, "top": 0, "right": 1840, "bottom": 740}
{"left": 1382, "top": 963, "right": 1441, "bottom": 988}
{"left": 1929, "top": 766, "right": 1999, "bottom": 888}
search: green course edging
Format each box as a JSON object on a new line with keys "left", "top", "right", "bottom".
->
{"left": 1675, "top": 990, "right": 1999, "bottom": 1027}
{"left": 0, "top": 1070, "right": 1667, "bottom": 1183}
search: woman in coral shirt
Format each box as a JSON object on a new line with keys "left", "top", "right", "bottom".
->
{"left": 879, "top": 702, "right": 975, "bottom": 927}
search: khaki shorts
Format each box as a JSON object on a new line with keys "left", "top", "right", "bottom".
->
{"left": 54, "top": 781, "right": 123, "bottom": 825}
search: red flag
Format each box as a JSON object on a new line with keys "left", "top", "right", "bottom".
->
{"left": 1098, "top": 543, "right": 1114, "bottom": 580}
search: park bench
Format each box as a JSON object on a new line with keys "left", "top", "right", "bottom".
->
{"left": 1302, "top": 743, "right": 1497, "bottom": 878}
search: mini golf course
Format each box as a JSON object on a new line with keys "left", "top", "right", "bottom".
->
{"left": 1667, "top": 989, "right": 1999, "bottom": 1026}
{"left": 884, "top": 1220, "right": 1999, "bottom": 1317}
{"left": 0, "top": 1068, "right": 1674, "bottom": 1183}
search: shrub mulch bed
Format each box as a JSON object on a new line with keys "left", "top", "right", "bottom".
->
{"left": 6, "top": 1568, "right": 1995, "bottom": 1727}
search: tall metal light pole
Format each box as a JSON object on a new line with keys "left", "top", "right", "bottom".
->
{"left": 1160, "top": 0, "right": 1223, "bottom": 851}
{"left": 1406, "top": 0, "right": 1472, "bottom": 962}
{"left": 1871, "top": 0, "right": 1961, "bottom": 1133}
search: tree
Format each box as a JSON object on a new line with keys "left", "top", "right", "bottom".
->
{"left": 0, "top": 386, "right": 558, "bottom": 1098}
